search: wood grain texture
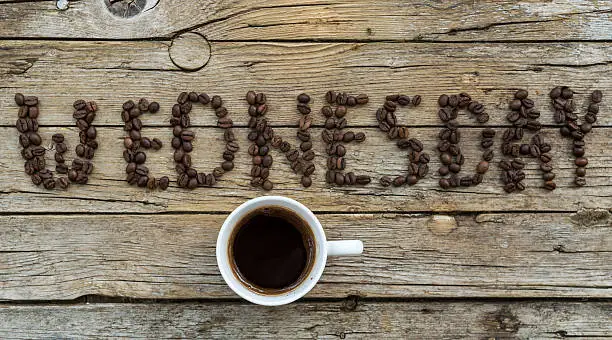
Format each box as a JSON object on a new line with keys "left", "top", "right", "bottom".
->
{"left": 1, "top": 212, "right": 610, "bottom": 300}
{"left": 1, "top": 301, "right": 610, "bottom": 339}
{"left": 0, "top": 0, "right": 610, "bottom": 41}
{"left": 1, "top": 126, "right": 610, "bottom": 213}
{"left": 1, "top": 40, "right": 610, "bottom": 127}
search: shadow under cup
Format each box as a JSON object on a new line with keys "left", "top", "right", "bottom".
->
{"left": 227, "top": 205, "right": 317, "bottom": 295}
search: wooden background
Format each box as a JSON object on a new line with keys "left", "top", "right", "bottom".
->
{"left": 0, "top": 0, "right": 611, "bottom": 338}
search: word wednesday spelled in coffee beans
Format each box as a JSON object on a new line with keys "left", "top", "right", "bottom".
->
{"left": 14, "top": 88, "right": 602, "bottom": 192}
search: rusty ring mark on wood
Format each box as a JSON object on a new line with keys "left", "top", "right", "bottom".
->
{"left": 168, "top": 32, "right": 212, "bottom": 72}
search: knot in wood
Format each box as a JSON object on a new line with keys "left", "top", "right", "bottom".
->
{"left": 169, "top": 32, "right": 211, "bottom": 71}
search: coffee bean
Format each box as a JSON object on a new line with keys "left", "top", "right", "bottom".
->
{"left": 354, "top": 132, "right": 366, "bottom": 142}
{"left": 436, "top": 94, "right": 449, "bottom": 107}
{"left": 186, "top": 177, "right": 198, "bottom": 189}
{"left": 475, "top": 161, "right": 489, "bottom": 174}
{"left": 580, "top": 123, "right": 592, "bottom": 134}
{"left": 575, "top": 177, "right": 586, "bottom": 187}
{"left": 42, "top": 178, "right": 56, "bottom": 190}
{"left": 134, "top": 152, "right": 146, "bottom": 164}
{"left": 540, "top": 163, "right": 553, "bottom": 172}
{"left": 221, "top": 160, "right": 234, "bottom": 171}
{"left": 386, "top": 175, "right": 404, "bottom": 187}
{"left": 136, "top": 98, "right": 149, "bottom": 112}
{"left": 294, "top": 93, "right": 310, "bottom": 104}
{"left": 587, "top": 90, "right": 602, "bottom": 105}
{"left": 511, "top": 159, "right": 525, "bottom": 170}
{"left": 547, "top": 86, "right": 563, "bottom": 99}
{"left": 27, "top": 106, "right": 40, "bottom": 119}
{"left": 438, "top": 178, "right": 450, "bottom": 189}
{"left": 561, "top": 87, "right": 573, "bottom": 99}
{"left": 375, "top": 175, "right": 391, "bottom": 187}
{"left": 575, "top": 157, "right": 588, "bottom": 167}
{"left": 457, "top": 176, "right": 471, "bottom": 187}
{"left": 417, "top": 164, "right": 428, "bottom": 178}
{"left": 85, "top": 126, "right": 97, "bottom": 140}
{"left": 585, "top": 113, "right": 597, "bottom": 124}
{"left": 130, "top": 129, "right": 141, "bottom": 141}
{"left": 177, "top": 92, "right": 189, "bottom": 104}
{"left": 515, "top": 89, "right": 528, "bottom": 100}
{"left": 438, "top": 152, "right": 451, "bottom": 166}
{"left": 24, "top": 96, "right": 38, "bottom": 106}
{"left": 158, "top": 176, "right": 169, "bottom": 190}
{"left": 301, "top": 149, "right": 314, "bottom": 161}
{"left": 262, "top": 155, "right": 273, "bottom": 167}
{"left": 262, "top": 180, "right": 273, "bottom": 191}
{"left": 215, "top": 106, "right": 229, "bottom": 118}
{"left": 448, "top": 163, "right": 460, "bottom": 173}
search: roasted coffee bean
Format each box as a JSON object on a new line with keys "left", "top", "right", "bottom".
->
{"left": 24, "top": 96, "right": 38, "bottom": 106}
{"left": 514, "top": 89, "right": 528, "bottom": 100}
{"left": 438, "top": 178, "right": 450, "bottom": 189}
{"left": 590, "top": 90, "right": 603, "bottom": 103}
{"left": 302, "top": 150, "right": 315, "bottom": 161}
{"left": 177, "top": 92, "right": 189, "bottom": 104}
{"left": 511, "top": 159, "right": 525, "bottom": 170}
{"left": 130, "top": 129, "right": 141, "bottom": 141}
{"left": 75, "top": 144, "right": 86, "bottom": 157}
{"left": 336, "top": 118, "right": 347, "bottom": 129}
{"left": 14, "top": 93, "right": 26, "bottom": 106}
{"left": 530, "top": 144, "right": 541, "bottom": 158}
{"left": 297, "top": 103, "right": 311, "bottom": 115}
{"left": 540, "top": 154, "right": 552, "bottom": 163}
{"left": 28, "top": 106, "right": 40, "bottom": 119}
{"left": 42, "top": 178, "right": 56, "bottom": 189}
{"left": 561, "top": 87, "right": 573, "bottom": 99}
{"left": 221, "top": 161, "right": 234, "bottom": 171}
{"left": 440, "top": 153, "right": 452, "bottom": 166}
{"left": 449, "top": 163, "right": 461, "bottom": 173}
{"left": 262, "top": 155, "right": 273, "bottom": 167}
{"left": 134, "top": 151, "right": 146, "bottom": 164}
{"left": 458, "top": 176, "right": 471, "bottom": 187}
{"left": 575, "top": 157, "right": 588, "bottom": 167}
{"left": 342, "top": 131, "right": 355, "bottom": 143}
{"left": 573, "top": 147, "right": 585, "bottom": 157}
{"left": 320, "top": 106, "right": 334, "bottom": 119}
{"left": 540, "top": 163, "right": 553, "bottom": 172}
{"left": 480, "top": 149, "right": 493, "bottom": 162}
{"left": 476, "top": 161, "right": 489, "bottom": 174}
{"left": 354, "top": 132, "right": 366, "bottom": 142}
{"left": 438, "top": 166, "right": 450, "bottom": 176}
{"left": 438, "top": 95, "right": 449, "bottom": 107}
{"left": 519, "top": 144, "right": 530, "bottom": 155}
{"left": 390, "top": 175, "right": 405, "bottom": 187}
{"left": 417, "top": 164, "right": 428, "bottom": 178}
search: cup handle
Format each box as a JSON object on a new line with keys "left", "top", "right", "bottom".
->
{"left": 327, "top": 240, "right": 363, "bottom": 256}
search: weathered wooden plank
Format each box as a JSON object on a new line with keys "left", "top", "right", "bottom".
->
{"left": 1, "top": 212, "right": 610, "bottom": 300}
{"left": 1, "top": 40, "right": 611, "bottom": 127}
{"left": 0, "top": 301, "right": 610, "bottom": 339}
{"left": 1, "top": 126, "right": 610, "bottom": 213}
{"left": 0, "top": 0, "right": 610, "bottom": 42}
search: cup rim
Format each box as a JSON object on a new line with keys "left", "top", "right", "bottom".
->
{"left": 216, "top": 196, "right": 328, "bottom": 306}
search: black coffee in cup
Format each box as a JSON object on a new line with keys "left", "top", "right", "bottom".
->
{"left": 229, "top": 206, "right": 315, "bottom": 293}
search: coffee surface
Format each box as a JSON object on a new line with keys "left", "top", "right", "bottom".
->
{"left": 231, "top": 207, "right": 313, "bottom": 291}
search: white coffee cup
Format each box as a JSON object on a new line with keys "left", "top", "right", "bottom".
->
{"left": 216, "top": 196, "right": 363, "bottom": 306}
